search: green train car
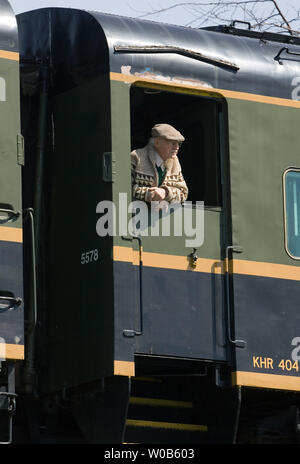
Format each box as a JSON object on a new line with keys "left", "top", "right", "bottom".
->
{"left": 0, "top": 0, "right": 300, "bottom": 443}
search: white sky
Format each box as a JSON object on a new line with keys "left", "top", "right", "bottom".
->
{"left": 7, "top": 0, "right": 300, "bottom": 29}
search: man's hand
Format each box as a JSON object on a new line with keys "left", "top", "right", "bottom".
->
{"left": 147, "top": 187, "right": 166, "bottom": 202}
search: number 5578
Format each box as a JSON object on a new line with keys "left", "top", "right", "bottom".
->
{"left": 81, "top": 249, "right": 99, "bottom": 264}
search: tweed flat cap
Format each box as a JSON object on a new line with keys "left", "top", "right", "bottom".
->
{"left": 151, "top": 123, "right": 185, "bottom": 142}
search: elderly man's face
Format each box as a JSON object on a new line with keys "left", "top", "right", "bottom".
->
{"left": 154, "top": 137, "right": 181, "bottom": 161}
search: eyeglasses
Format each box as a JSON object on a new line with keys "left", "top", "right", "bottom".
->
{"left": 164, "top": 139, "right": 183, "bottom": 147}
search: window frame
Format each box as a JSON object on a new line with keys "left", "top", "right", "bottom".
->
{"left": 283, "top": 167, "right": 300, "bottom": 260}
{"left": 129, "top": 81, "right": 226, "bottom": 208}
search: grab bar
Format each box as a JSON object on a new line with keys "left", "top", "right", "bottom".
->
{"left": 122, "top": 235, "right": 144, "bottom": 337}
{"left": 225, "top": 245, "right": 246, "bottom": 348}
{"left": 274, "top": 47, "right": 300, "bottom": 63}
{"left": 0, "top": 208, "right": 20, "bottom": 224}
{"left": 0, "top": 295, "right": 22, "bottom": 313}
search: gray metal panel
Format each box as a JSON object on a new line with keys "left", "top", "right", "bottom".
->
{"left": 89, "top": 9, "right": 300, "bottom": 99}
{"left": 17, "top": 7, "right": 300, "bottom": 100}
{"left": 0, "top": 0, "right": 18, "bottom": 52}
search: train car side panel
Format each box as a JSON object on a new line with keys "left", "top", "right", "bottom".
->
{"left": 0, "top": 0, "right": 23, "bottom": 360}
{"left": 227, "top": 97, "right": 300, "bottom": 389}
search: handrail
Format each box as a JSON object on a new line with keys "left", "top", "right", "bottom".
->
{"left": 114, "top": 44, "right": 240, "bottom": 72}
{"left": 121, "top": 235, "right": 143, "bottom": 337}
{"left": 230, "top": 20, "right": 251, "bottom": 30}
{"left": 0, "top": 208, "right": 20, "bottom": 224}
{"left": 22, "top": 208, "right": 37, "bottom": 335}
{"left": 274, "top": 47, "right": 300, "bottom": 63}
{"left": 225, "top": 245, "right": 246, "bottom": 348}
{"left": 0, "top": 296, "right": 22, "bottom": 313}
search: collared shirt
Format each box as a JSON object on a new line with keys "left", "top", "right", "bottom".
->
{"left": 155, "top": 152, "right": 166, "bottom": 186}
{"left": 155, "top": 152, "right": 165, "bottom": 169}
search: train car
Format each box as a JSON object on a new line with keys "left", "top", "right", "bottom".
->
{"left": 0, "top": 1, "right": 300, "bottom": 443}
{"left": 0, "top": 0, "right": 23, "bottom": 445}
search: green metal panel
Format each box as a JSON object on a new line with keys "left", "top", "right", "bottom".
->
{"left": 228, "top": 98, "right": 300, "bottom": 387}
{"left": 0, "top": 57, "right": 22, "bottom": 220}
{"left": 0, "top": 52, "right": 23, "bottom": 356}
{"left": 228, "top": 99, "right": 300, "bottom": 266}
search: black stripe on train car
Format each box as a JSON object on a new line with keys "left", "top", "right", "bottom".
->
{"left": 232, "top": 272, "right": 300, "bottom": 382}
{"left": 113, "top": 260, "right": 227, "bottom": 363}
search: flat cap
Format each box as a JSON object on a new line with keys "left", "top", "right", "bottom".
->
{"left": 151, "top": 123, "right": 185, "bottom": 142}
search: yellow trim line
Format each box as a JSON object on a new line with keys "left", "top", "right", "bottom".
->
{"left": 110, "top": 71, "right": 300, "bottom": 109}
{"left": 126, "top": 419, "right": 207, "bottom": 432}
{"left": 114, "top": 246, "right": 223, "bottom": 273}
{"left": 0, "top": 226, "right": 23, "bottom": 243}
{"left": 232, "top": 259, "right": 300, "bottom": 282}
{"left": 233, "top": 371, "right": 300, "bottom": 392}
{"left": 0, "top": 344, "right": 24, "bottom": 360}
{"left": 113, "top": 246, "right": 300, "bottom": 282}
{"left": 114, "top": 360, "right": 135, "bottom": 377}
{"left": 0, "top": 50, "right": 19, "bottom": 61}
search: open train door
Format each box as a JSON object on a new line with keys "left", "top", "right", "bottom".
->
{"left": 227, "top": 93, "right": 300, "bottom": 394}
{"left": 111, "top": 79, "right": 230, "bottom": 375}
{"left": 0, "top": 0, "right": 24, "bottom": 444}
{"left": 110, "top": 78, "right": 242, "bottom": 444}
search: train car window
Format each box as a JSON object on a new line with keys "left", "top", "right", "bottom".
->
{"left": 284, "top": 169, "right": 300, "bottom": 259}
{"left": 130, "top": 85, "right": 223, "bottom": 207}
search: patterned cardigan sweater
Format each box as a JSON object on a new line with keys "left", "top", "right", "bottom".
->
{"left": 131, "top": 143, "right": 188, "bottom": 204}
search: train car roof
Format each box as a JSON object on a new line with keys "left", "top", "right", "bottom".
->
{"left": 0, "top": 0, "right": 18, "bottom": 53}
{"left": 18, "top": 7, "right": 300, "bottom": 100}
